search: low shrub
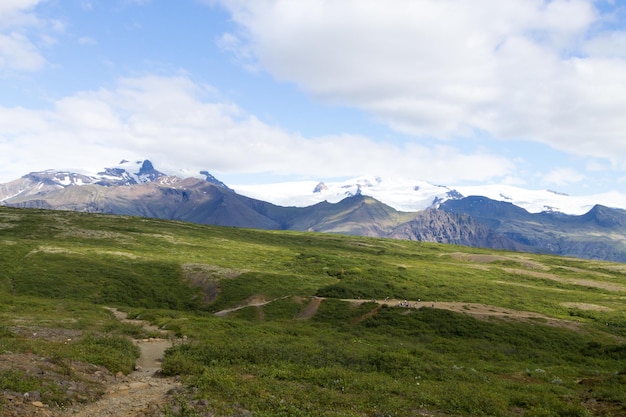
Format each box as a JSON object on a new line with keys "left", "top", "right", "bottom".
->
{"left": 68, "top": 334, "right": 140, "bottom": 374}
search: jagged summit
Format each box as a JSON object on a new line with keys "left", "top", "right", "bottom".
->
{"left": 200, "top": 170, "right": 232, "bottom": 190}
{"left": 0, "top": 160, "right": 227, "bottom": 203}
{"left": 95, "top": 160, "right": 166, "bottom": 186}
{"left": 313, "top": 182, "right": 328, "bottom": 193}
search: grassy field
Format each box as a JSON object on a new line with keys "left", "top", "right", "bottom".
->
{"left": 0, "top": 206, "right": 624, "bottom": 416}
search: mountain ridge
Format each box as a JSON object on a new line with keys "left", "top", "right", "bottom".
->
{"left": 2, "top": 160, "right": 626, "bottom": 262}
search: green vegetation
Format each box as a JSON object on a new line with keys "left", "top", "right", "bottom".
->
{"left": 0, "top": 369, "right": 69, "bottom": 405}
{"left": 0, "top": 206, "right": 625, "bottom": 416}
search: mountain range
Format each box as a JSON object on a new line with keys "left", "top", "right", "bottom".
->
{"left": 2, "top": 159, "right": 626, "bottom": 262}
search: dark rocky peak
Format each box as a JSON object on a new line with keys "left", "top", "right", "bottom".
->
{"left": 95, "top": 159, "right": 164, "bottom": 186}
{"left": 95, "top": 167, "right": 136, "bottom": 186}
{"left": 344, "top": 185, "right": 362, "bottom": 198}
{"left": 446, "top": 189, "right": 464, "bottom": 199}
{"left": 429, "top": 189, "right": 464, "bottom": 209}
{"left": 138, "top": 160, "right": 155, "bottom": 175}
{"left": 313, "top": 182, "right": 328, "bottom": 193}
{"left": 135, "top": 160, "right": 164, "bottom": 182}
{"left": 98, "top": 167, "right": 131, "bottom": 178}
{"left": 200, "top": 170, "right": 231, "bottom": 190}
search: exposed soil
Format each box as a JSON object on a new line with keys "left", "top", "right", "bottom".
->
{"left": 0, "top": 309, "right": 181, "bottom": 417}
{"left": 215, "top": 295, "right": 592, "bottom": 333}
{"left": 3, "top": 295, "right": 617, "bottom": 416}
{"left": 351, "top": 298, "right": 588, "bottom": 332}
{"left": 214, "top": 295, "right": 289, "bottom": 317}
{"left": 296, "top": 297, "right": 323, "bottom": 319}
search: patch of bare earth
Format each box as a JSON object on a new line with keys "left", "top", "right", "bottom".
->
{"left": 182, "top": 263, "right": 245, "bottom": 305}
{"left": 351, "top": 304, "right": 382, "bottom": 324}
{"left": 297, "top": 297, "right": 323, "bottom": 319}
{"left": 59, "top": 308, "right": 181, "bottom": 417}
{"left": 214, "top": 294, "right": 271, "bottom": 317}
{"left": 0, "top": 351, "right": 113, "bottom": 417}
{"left": 346, "top": 298, "right": 587, "bottom": 332}
{"left": 0, "top": 308, "right": 182, "bottom": 417}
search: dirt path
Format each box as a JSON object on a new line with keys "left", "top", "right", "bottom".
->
{"left": 214, "top": 295, "right": 290, "bottom": 316}
{"left": 214, "top": 294, "right": 594, "bottom": 333}
{"left": 346, "top": 298, "right": 587, "bottom": 331}
{"left": 61, "top": 308, "right": 181, "bottom": 417}
{"left": 297, "top": 296, "right": 323, "bottom": 319}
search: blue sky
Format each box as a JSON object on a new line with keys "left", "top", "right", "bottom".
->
{"left": 1, "top": 0, "right": 626, "bottom": 194}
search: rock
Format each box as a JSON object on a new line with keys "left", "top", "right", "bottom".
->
{"left": 25, "top": 391, "right": 41, "bottom": 402}
{"left": 31, "top": 401, "right": 45, "bottom": 407}
{"left": 313, "top": 182, "right": 328, "bottom": 193}
{"left": 129, "top": 381, "right": 149, "bottom": 390}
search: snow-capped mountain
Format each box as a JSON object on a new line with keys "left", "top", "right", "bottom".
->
{"left": 0, "top": 160, "right": 161, "bottom": 203}
{"left": 2, "top": 160, "right": 626, "bottom": 262}
{"left": 94, "top": 159, "right": 165, "bottom": 185}
{"left": 232, "top": 176, "right": 626, "bottom": 216}
{"left": 0, "top": 160, "right": 230, "bottom": 203}
{"left": 3, "top": 159, "right": 626, "bottom": 216}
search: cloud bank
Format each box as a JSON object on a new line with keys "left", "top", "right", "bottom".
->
{"left": 0, "top": 75, "right": 512, "bottom": 183}
{"left": 213, "top": 0, "right": 626, "bottom": 162}
{"left": 0, "top": 0, "right": 50, "bottom": 72}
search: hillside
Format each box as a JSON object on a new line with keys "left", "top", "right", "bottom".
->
{"left": 0, "top": 206, "right": 625, "bottom": 416}
{"left": 441, "top": 197, "right": 626, "bottom": 261}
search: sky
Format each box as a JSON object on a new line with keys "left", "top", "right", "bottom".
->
{"left": 1, "top": 0, "right": 626, "bottom": 194}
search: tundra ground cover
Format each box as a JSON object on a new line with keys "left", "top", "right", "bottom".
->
{"left": 0, "top": 207, "right": 624, "bottom": 416}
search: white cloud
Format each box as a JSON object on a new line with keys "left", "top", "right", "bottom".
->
{"left": 0, "top": 75, "right": 514, "bottom": 183}
{"left": 0, "top": 0, "right": 48, "bottom": 72}
{"left": 217, "top": 32, "right": 252, "bottom": 62}
{"left": 0, "top": 0, "right": 41, "bottom": 23}
{"left": 541, "top": 167, "right": 586, "bottom": 187}
{"left": 211, "top": 0, "right": 626, "bottom": 161}
{"left": 78, "top": 36, "right": 97, "bottom": 45}
{"left": 583, "top": 30, "right": 626, "bottom": 58}
{"left": 0, "top": 32, "right": 45, "bottom": 71}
